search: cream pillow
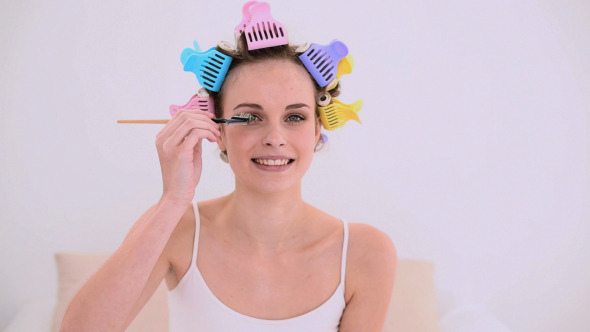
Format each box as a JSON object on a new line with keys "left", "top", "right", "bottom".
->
{"left": 51, "top": 252, "right": 169, "bottom": 332}
{"left": 384, "top": 259, "right": 441, "bottom": 332}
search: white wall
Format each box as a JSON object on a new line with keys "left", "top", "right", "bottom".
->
{"left": 1, "top": 0, "right": 588, "bottom": 330}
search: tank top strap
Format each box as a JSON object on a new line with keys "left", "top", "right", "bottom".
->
{"left": 191, "top": 201, "right": 201, "bottom": 266}
{"left": 340, "top": 220, "right": 349, "bottom": 282}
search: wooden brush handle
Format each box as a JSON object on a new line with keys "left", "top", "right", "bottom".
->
{"left": 117, "top": 119, "right": 169, "bottom": 124}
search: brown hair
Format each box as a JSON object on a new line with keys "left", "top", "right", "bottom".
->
{"left": 210, "top": 34, "right": 340, "bottom": 116}
{"left": 207, "top": 34, "right": 339, "bottom": 159}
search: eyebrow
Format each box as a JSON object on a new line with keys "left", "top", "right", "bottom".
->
{"left": 286, "top": 103, "right": 311, "bottom": 111}
{"left": 233, "top": 103, "right": 312, "bottom": 112}
{"left": 233, "top": 103, "right": 263, "bottom": 111}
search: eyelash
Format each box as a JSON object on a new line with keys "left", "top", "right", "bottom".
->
{"left": 286, "top": 114, "right": 305, "bottom": 122}
{"left": 234, "top": 112, "right": 260, "bottom": 123}
{"left": 233, "top": 112, "right": 305, "bottom": 124}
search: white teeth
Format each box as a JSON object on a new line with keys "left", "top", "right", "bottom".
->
{"left": 254, "top": 159, "right": 290, "bottom": 166}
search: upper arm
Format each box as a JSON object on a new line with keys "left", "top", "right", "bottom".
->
{"left": 122, "top": 204, "right": 194, "bottom": 329}
{"left": 121, "top": 248, "right": 172, "bottom": 329}
{"left": 339, "top": 223, "right": 397, "bottom": 332}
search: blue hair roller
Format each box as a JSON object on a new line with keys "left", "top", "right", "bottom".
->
{"left": 181, "top": 41, "right": 233, "bottom": 92}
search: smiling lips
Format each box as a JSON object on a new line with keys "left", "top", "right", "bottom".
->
{"left": 252, "top": 158, "right": 294, "bottom": 166}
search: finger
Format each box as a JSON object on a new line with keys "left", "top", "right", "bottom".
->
{"left": 181, "top": 128, "right": 218, "bottom": 148}
{"left": 157, "top": 110, "right": 216, "bottom": 143}
{"left": 160, "top": 117, "right": 220, "bottom": 150}
{"left": 159, "top": 111, "right": 212, "bottom": 139}
{"left": 169, "top": 118, "right": 220, "bottom": 146}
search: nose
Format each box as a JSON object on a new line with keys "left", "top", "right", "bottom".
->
{"left": 262, "top": 122, "right": 286, "bottom": 147}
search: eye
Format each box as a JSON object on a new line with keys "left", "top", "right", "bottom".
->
{"left": 248, "top": 113, "right": 261, "bottom": 122}
{"left": 286, "top": 114, "right": 305, "bottom": 122}
{"left": 235, "top": 112, "right": 261, "bottom": 123}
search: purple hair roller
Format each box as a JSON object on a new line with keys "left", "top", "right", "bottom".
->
{"left": 298, "top": 40, "right": 349, "bottom": 88}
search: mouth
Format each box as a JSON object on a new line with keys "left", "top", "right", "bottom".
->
{"left": 252, "top": 158, "right": 295, "bottom": 166}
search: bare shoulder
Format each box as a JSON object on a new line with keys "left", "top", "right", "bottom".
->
{"left": 195, "top": 196, "right": 229, "bottom": 222}
{"left": 164, "top": 196, "right": 227, "bottom": 279}
{"left": 348, "top": 223, "right": 397, "bottom": 262}
{"left": 346, "top": 223, "right": 397, "bottom": 296}
{"left": 167, "top": 203, "right": 196, "bottom": 245}
{"left": 338, "top": 223, "right": 397, "bottom": 331}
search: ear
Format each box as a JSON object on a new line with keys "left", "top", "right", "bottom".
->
{"left": 216, "top": 126, "right": 227, "bottom": 152}
{"left": 314, "top": 115, "right": 322, "bottom": 145}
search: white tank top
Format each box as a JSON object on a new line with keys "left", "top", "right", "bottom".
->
{"left": 168, "top": 202, "right": 349, "bottom": 331}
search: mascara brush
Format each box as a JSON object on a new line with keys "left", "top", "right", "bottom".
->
{"left": 117, "top": 114, "right": 255, "bottom": 125}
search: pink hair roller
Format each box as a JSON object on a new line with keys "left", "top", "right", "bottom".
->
{"left": 235, "top": 1, "right": 258, "bottom": 38}
{"left": 169, "top": 89, "right": 214, "bottom": 117}
{"left": 242, "top": 2, "right": 288, "bottom": 50}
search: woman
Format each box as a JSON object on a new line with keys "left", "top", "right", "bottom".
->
{"left": 61, "top": 5, "right": 396, "bottom": 331}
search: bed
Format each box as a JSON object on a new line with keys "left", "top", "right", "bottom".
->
{"left": 3, "top": 253, "right": 510, "bottom": 332}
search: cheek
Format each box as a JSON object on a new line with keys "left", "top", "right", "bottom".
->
{"left": 223, "top": 129, "right": 254, "bottom": 154}
{"left": 294, "top": 127, "right": 319, "bottom": 150}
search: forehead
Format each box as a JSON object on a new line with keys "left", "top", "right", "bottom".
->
{"left": 222, "top": 59, "right": 316, "bottom": 108}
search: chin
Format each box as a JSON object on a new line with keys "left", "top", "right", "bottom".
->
{"left": 245, "top": 178, "right": 302, "bottom": 195}
{"left": 230, "top": 158, "right": 312, "bottom": 194}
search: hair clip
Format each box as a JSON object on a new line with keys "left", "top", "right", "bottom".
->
{"left": 181, "top": 42, "right": 233, "bottom": 92}
{"left": 299, "top": 40, "right": 349, "bottom": 88}
{"left": 169, "top": 88, "right": 214, "bottom": 117}
{"left": 318, "top": 98, "right": 362, "bottom": 130}
{"left": 242, "top": 2, "right": 288, "bottom": 50}
{"left": 326, "top": 54, "right": 354, "bottom": 91}
{"left": 218, "top": 41, "right": 237, "bottom": 53}
{"left": 235, "top": 1, "right": 258, "bottom": 38}
{"left": 316, "top": 91, "right": 331, "bottom": 107}
{"left": 295, "top": 42, "right": 311, "bottom": 54}
{"left": 180, "top": 41, "right": 202, "bottom": 66}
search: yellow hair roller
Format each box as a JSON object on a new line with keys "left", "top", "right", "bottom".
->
{"left": 318, "top": 98, "right": 362, "bottom": 130}
{"left": 326, "top": 54, "right": 354, "bottom": 91}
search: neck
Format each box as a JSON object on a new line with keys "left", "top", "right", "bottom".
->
{"left": 219, "top": 184, "right": 311, "bottom": 254}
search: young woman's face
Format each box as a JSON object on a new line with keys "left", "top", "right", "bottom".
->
{"left": 217, "top": 59, "right": 321, "bottom": 194}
